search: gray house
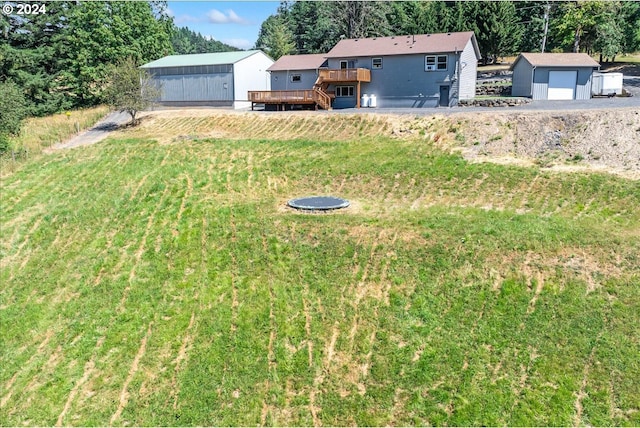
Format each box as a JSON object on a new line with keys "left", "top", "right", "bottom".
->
{"left": 323, "top": 32, "right": 481, "bottom": 108}
{"left": 269, "top": 54, "right": 328, "bottom": 91}
{"left": 141, "top": 50, "right": 273, "bottom": 109}
{"left": 511, "top": 53, "right": 600, "bottom": 100}
{"left": 248, "top": 32, "right": 480, "bottom": 110}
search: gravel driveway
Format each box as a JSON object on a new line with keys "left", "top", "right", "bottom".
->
{"left": 50, "top": 111, "right": 131, "bottom": 150}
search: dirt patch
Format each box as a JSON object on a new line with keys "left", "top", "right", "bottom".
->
{"left": 439, "top": 108, "right": 640, "bottom": 179}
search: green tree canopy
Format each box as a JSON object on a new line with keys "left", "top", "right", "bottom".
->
{"left": 259, "top": 0, "right": 639, "bottom": 62}
{"left": 57, "top": 1, "right": 173, "bottom": 107}
{"left": 0, "top": 82, "right": 27, "bottom": 154}
{"left": 103, "top": 57, "right": 160, "bottom": 125}
{"left": 255, "top": 15, "right": 295, "bottom": 59}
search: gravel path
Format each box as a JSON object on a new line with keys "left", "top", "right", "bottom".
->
{"left": 50, "top": 111, "right": 130, "bottom": 150}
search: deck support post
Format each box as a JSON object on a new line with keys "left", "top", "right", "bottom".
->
{"left": 356, "top": 81, "right": 361, "bottom": 108}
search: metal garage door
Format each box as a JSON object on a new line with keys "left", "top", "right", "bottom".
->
{"left": 548, "top": 70, "right": 577, "bottom": 100}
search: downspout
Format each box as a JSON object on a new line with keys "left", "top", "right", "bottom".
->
{"left": 455, "top": 49, "right": 461, "bottom": 104}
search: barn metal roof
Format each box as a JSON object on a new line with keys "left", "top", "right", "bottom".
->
{"left": 325, "top": 32, "right": 480, "bottom": 59}
{"left": 267, "top": 54, "right": 328, "bottom": 72}
{"left": 141, "top": 50, "right": 266, "bottom": 69}
{"left": 511, "top": 53, "right": 600, "bottom": 69}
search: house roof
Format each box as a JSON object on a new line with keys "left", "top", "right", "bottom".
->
{"left": 141, "top": 50, "right": 266, "bottom": 69}
{"left": 511, "top": 53, "right": 600, "bottom": 69}
{"left": 325, "top": 32, "right": 480, "bottom": 59}
{"left": 267, "top": 54, "right": 328, "bottom": 71}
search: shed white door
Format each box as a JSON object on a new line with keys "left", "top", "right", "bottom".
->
{"left": 548, "top": 70, "right": 577, "bottom": 100}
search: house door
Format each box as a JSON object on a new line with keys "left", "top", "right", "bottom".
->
{"left": 340, "top": 60, "right": 356, "bottom": 69}
{"left": 439, "top": 86, "right": 450, "bottom": 107}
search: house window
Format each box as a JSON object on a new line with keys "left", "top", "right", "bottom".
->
{"left": 372, "top": 58, "right": 382, "bottom": 69}
{"left": 336, "top": 86, "right": 354, "bottom": 97}
{"left": 339, "top": 60, "right": 355, "bottom": 69}
{"left": 290, "top": 74, "right": 301, "bottom": 82}
{"left": 425, "top": 55, "right": 448, "bottom": 71}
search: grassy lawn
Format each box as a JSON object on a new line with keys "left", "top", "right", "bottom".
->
{"left": 613, "top": 53, "right": 640, "bottom": 64}
{"left": 1, "top": 106, "right": 109, "bottom": 172}
{"left": 1, "top": 115, "right": 639, "bottom": 426}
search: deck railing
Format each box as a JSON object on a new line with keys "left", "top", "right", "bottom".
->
{"left": 317, "top": 68, "right": 371, "bottom": 83}
{"left": 248, "top": 90, "right": 316, "bottom": 103}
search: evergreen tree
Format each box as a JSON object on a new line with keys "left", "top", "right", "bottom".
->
{"left": 172, "top": 26, "right": 239, "bottom": 54}
{"left": 386, "top": 1, "right": 449, "bottom": 35}
{"left": 1, "top": 2, "right": 75, "bottom": 115}
{"left": 287, "top": 1, "right": 338, "bottom": 53}
{"left": 621, "top": 1, "right": 640, "bottom": 54}
{"left": 516, "top": 2, "right": 550, "bottom": 52}
{"left": 333, "top": 1, "right": 392, "bottom": 39}
{"left": 465, "top": 1, "right": 522, "bottom": 63}
{"left": 0, "top": 82, "right": 27, "bottom": 154}
{"left": 255, "top": 15, "right": 295, "bottom": 59}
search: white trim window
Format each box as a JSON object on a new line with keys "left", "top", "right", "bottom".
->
{"left": 372, "top": 57, "right": 382, "bottom": 69}
{"left": 290, "top": 74, "right": 301, "bottom": 82}
{"left": 336, "top": 86, "right": 355, "bottom": 97}
{"left": 425, "top": 55, "right": 448, "bottom": 71}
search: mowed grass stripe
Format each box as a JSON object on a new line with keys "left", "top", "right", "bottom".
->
{"left": 1, "top": 117, "right": 639, "bottom": 425}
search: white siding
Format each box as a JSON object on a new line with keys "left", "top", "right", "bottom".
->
{"left": 458, "top": 39, "right": 478, "bottom": 100}
{"left": 233, "top": 51, "right": 273, "bottom": 109}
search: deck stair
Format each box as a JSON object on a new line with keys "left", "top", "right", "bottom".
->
{"left": 312, "top": 85, "right": 332, "bottom": 110}
{"left": 248, "top": 68, "right": 371, "bottom": 110}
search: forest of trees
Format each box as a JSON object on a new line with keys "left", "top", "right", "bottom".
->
{"left": 256, "top": 1, "right": 640, "bottom": 62}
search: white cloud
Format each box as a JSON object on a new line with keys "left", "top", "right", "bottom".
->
{"left": 206, "top": 9, "right": 250, "bottom": 25}
{"left": 165, "top": 7, "right": 174, "bottom": 17}
{"left": 206, "top": 9, "right": 227, "bottom": 23}
{"left": 227, "top": 10, "right": 247, "bottom": 24}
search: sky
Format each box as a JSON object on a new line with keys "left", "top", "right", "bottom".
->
{"left": 166, "top": 1, "right": 281, "bottom": 50}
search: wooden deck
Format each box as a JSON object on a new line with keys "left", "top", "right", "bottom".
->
{"left": 247, "top": 68, "right": 371, "bottom": 110}
{"left": 248, "top": 89, "right": 333, "bottom": 110}
{"left": 317, "top": 68, "right": 371, "bottom": 83}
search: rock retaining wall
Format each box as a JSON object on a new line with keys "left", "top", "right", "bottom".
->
{"left": 476, "top": 79, "right": 512, "bottom": 96}
{"left": 458, "top": 98, "right": 531, "bottom": 107}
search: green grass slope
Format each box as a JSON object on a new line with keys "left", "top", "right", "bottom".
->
{"left": 1, "top": 128, "right": 639, "bottom": 426}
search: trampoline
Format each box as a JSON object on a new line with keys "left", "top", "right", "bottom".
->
{"left": 287, "top": 196, "right": 350, "bottom": 211}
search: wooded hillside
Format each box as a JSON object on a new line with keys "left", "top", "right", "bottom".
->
{"left": 256, "top": 1, "right": 640, "bottom": 61}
